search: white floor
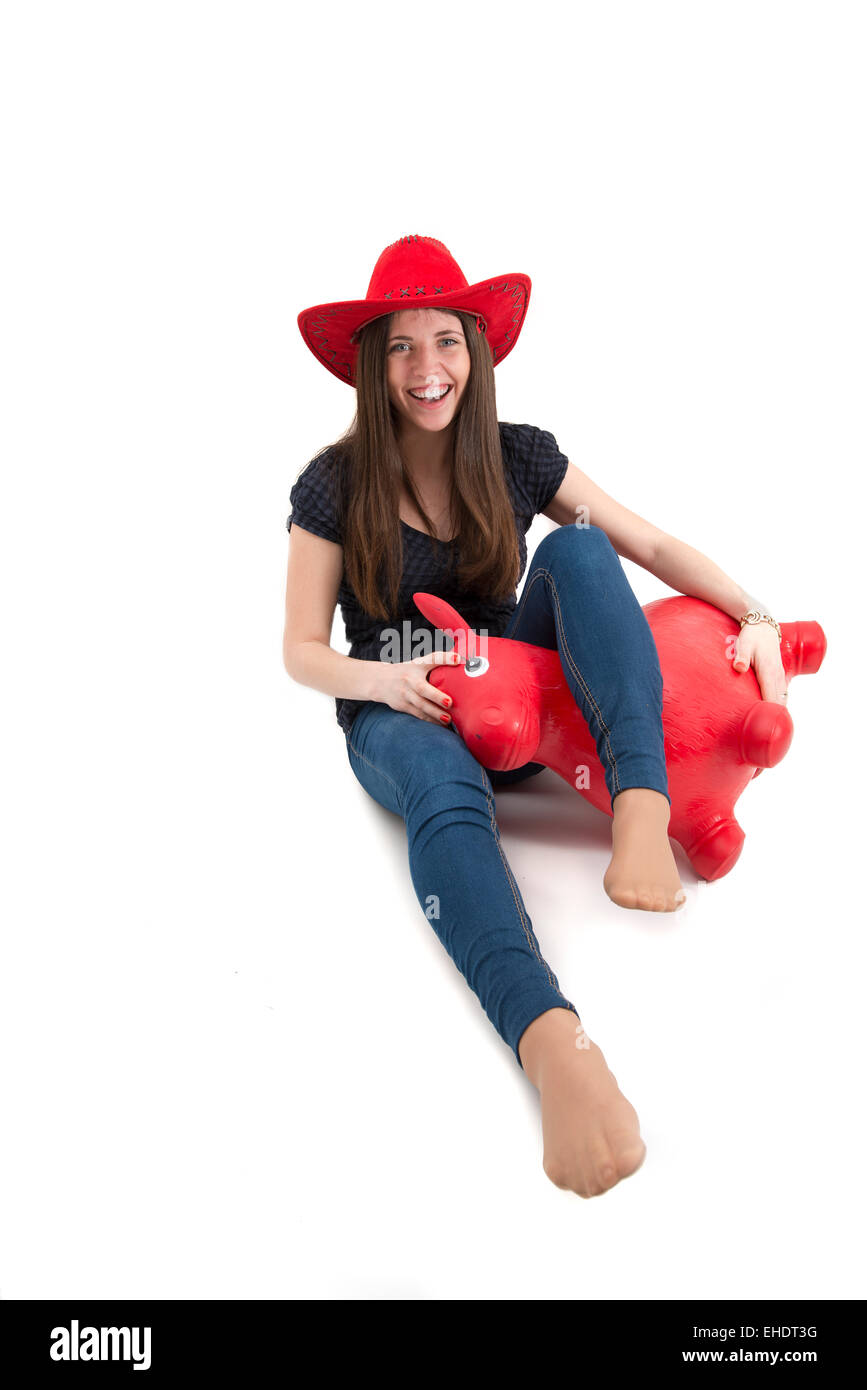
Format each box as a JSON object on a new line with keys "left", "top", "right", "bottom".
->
{"left": 271, "top": 693, "right": 857, "bottom": 1301}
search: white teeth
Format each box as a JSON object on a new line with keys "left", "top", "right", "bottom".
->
{"left": 409, "top": 386, "right": 450, "bottom": 400}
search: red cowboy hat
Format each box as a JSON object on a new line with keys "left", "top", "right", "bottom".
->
{"left": 297, "top": 234, "right": 532, "bottom": 386}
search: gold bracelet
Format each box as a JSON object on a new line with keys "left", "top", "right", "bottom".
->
{"left": 738, "top": 609, "right": 782, "bottom": 641}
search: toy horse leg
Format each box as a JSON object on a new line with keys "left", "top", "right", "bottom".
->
{"left": 682, "top": 815, "right": 746, "bottom": 882}
{"left": 739, "top": 702, "right": 794, "bottom": 768}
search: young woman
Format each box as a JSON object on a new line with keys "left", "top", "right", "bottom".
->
{"left": 283, "top": 235, "right": 787, "bottom": 1199}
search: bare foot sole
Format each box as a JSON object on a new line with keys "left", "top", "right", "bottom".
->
{"left": 520, "top": 1009, "right": 647, "bottom": 1198}
{"left": 604, "top": 787, "right": 686, "bottom": 912}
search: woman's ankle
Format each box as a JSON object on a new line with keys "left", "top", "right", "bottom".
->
{"left": 518, "top": 1007, "right": 583, "bottom": 1088}
{"left": 611, "top": 786, "right": 671, "bottom": 821}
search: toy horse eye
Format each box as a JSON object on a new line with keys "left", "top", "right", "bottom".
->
{"left": 464, "top": 656, "right": 489, "bottom": 678}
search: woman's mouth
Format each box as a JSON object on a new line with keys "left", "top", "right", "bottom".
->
{"left": 407, "top": 384, "right": 453, "bottom": 410}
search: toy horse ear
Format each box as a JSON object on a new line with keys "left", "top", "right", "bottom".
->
{"left": 412, "top": 592, "right": 478, "bottom": 659}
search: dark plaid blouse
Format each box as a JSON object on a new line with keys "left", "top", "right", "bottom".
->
{"left": 286, "top": 421, "right": 571, "bottom": 735}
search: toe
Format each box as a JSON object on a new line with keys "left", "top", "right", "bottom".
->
{"left": 596, "top": 1160, "right": 619, "bottom": 1192}
{"left": 588, "top": 1144, "right": 620, "bottom": 1194}
{"left": 605, "top": 880, "right": 638, "bottom": 910}
{"left": 616, "top": 1140, "right": 647, "bottom": 1180}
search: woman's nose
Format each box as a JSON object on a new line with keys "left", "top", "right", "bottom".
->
{"left": 414, "top": 350, "right": 443, "bottom": 375}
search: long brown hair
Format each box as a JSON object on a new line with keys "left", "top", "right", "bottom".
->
{"left": 322, "top": 308, "right": 521, "bottom": 621}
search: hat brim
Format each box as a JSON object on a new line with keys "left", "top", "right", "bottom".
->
{"left": 297, "top": 273, "right": 532, "bottom": 386}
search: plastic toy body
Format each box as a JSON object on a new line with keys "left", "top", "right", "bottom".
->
{"left": 413, "top": 591, "right": 827, "bottom": 881}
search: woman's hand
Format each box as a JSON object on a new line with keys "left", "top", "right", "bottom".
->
{"left": 732, "top": 622, "right": 789, "bottom": 704}
{"left": 372, "top": 648, "right": 464, "bottom": 724}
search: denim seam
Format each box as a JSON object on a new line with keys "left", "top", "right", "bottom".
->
{"left": 511, "top": 564, "right": 622, "bottom": 797}
{"left": 479, "top": 763, "right": 565, "bottom": 996}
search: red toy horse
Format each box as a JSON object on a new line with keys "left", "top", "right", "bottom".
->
{"left": 414, "top": 591, "right": 826, "bottom": 881}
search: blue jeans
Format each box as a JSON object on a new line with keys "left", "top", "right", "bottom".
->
{"left": 344, "top": 524, "right": 670, "bottom": 1070}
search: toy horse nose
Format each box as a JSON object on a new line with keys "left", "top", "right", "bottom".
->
{"left": 481, "top": 706, "right": 504, "bottom": 725}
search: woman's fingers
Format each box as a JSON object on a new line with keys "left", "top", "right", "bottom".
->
{"left": 733, "top": 630, "right": 788, "bottom": 703}
{"left": 413, "top": 684, "right": 451, "bottom": 723}
{"left": 733, "top": 630, "right": 758, "bottom": 671}
{"left": 756, "top": 657, "right": 789, "bottom": 705}
{"left": 419, "top": 678, "right": 454, "bottom": 720}
{"left": 413, "top": 648, "right": 464, "bottom": 670}
{"left": 412, "top": 649, "right": 461, "bottom": 720}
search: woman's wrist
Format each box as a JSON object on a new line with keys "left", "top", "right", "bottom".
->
{"left": 737, "top": 593, "right": 781, "bottom": 640}
{"left": 361, "top": 657, "right": 387, "bottom": 702}
{"left": 739, "top": 609, "right": 782, "bottom": 641}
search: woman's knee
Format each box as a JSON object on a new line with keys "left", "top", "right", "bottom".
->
{"left": 533, "top": 521, "right": 615, "bottom": 566}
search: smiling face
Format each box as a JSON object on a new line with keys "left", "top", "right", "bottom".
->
{"left": 385, "top": 308, "right": 471, "bottom": 436}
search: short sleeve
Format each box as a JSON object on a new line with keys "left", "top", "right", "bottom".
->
{"left": 286, "top": 450, "right": 343, "bottom": 545}
{"left": 500, "top": 422, "right": 571, "bottom": 518}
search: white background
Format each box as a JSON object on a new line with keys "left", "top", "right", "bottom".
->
{"left": 1, "top": 0, "right": 864, "bottom": 1300}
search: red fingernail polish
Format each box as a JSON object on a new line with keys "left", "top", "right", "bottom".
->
{"left": 440, "top": 714, "right": 450, "bottom": 724}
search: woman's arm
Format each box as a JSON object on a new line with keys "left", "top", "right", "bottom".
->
{"left": 283, "top": 525, "right": 382, "bottom": 702}
{"left": 283, "top": 526, "right": 462, "bottom": 722}
{"left": 542, "top": 461, "right": 788, "bottom": 703}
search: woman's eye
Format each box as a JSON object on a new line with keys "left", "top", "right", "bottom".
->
{"left": 389, "top": 338, "right": 458, "bottom": 353}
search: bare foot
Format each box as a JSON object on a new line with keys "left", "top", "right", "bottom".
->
{"left": 603, "top": 787, "right": 686, "bottom": 912}
{"left": 519, "top": 1008, "right": 646, "bottom": 1198}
